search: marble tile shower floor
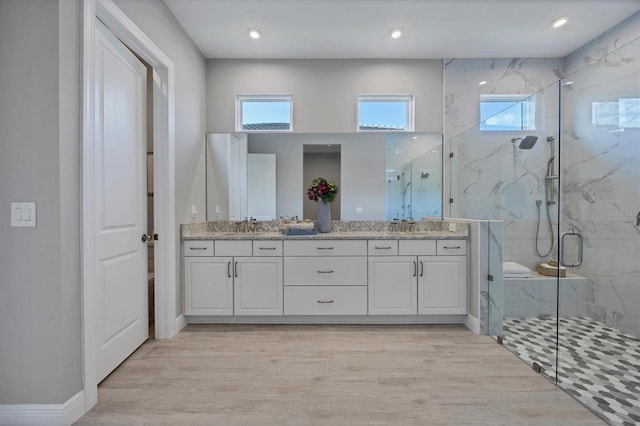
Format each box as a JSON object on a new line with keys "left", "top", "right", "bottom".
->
{"left": 75, "top": 324, "right": 603, "bottom": 425}
{"left": 503, "top": 316, "right": 640, "bottom": 426}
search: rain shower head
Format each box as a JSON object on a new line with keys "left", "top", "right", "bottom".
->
{"left": 511, "top": 135, "right": 538, "bottom": 150}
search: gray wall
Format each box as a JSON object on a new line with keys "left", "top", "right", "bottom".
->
{"left": 113, "top": 0, "right": 207, "bottom": 317}
{"left": 0, "top": 0, "right": 82, "bottom": 404}
{"left": 207, "top": 59, "right": 443, "bottom": 133}
{"left": 0, "top": 0, "right": 206, "bottom": 406}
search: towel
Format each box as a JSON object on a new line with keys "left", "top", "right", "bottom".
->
{"left": 503, "top": 261, "right": 532, "bottom": 278}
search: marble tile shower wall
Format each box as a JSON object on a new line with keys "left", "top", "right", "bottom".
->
{"left": 562, "top": 37, "right": 640, "bottom": 339}
{"left": 445, "top": 58, "right": 563, "bottom": 271}
{"left": 444, "top": 12, "right": 640, "bottom": 339}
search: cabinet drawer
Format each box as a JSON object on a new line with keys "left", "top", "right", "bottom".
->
{"left": 284, "top": 240, "right": 367, "bottom": 256}
{"left": 368, "top": 240, "right": 398, "bottom": 256}
{"left": 398, "top": 240, "right": 436, "bottom": 256}
{"left": 253, "top": 240, "right": 283, "bottom": 256}
{"left": 284, "top": 286, "right": 367, "bottom": 315}
{"left": 184, "top": 240, "right": 214, "bottom": 256}
{"left": 437, "top": 240, "right": 467, "bottom": 256}
{"left": 215, "top": 240, "right": 252, "bottom": 256}
{"left": 284, "top": 257, "right": 367, "bottom": 286}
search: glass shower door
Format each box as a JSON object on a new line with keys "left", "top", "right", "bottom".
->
{"left": 556, "top": 38, "right": 640, "bottom": 424}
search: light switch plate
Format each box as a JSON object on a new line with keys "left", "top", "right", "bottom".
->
{"left": 11, "top": 202, "right": 36, "bottom": 227}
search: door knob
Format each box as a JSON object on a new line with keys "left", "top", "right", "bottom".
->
{"left": 141, "top": 234, "right": 151, "bottom": 242}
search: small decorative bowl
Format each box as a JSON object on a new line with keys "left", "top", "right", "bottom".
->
{"left": 286, "top": 222, "right": 315, "bottom": 231}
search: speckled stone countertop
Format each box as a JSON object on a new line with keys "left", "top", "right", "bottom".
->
{"left": 181, "top": 220, "right": 469, "bottom": 240}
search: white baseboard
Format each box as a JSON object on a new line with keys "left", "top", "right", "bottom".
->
{"left": 186, "top": 314, "right": 468, "bottom": 325}
{"left": 0, "top": 391, "right": 85, "bottom": 426}
{"left": 465, "top": 314, "right": 481, "bottom": 334}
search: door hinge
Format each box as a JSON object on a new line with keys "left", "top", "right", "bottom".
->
{"left": 449, "top": 198, "right": 454, "bottom": 204}
{"left": 449, "top": 152, "right": 454, "bottom": 158}
{"left": 488, "top": 274, "right": 494, "bottom": 281}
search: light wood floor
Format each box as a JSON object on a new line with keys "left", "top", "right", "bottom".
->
{"left": 75, "top": 324, "right": 604, "bottom": 425}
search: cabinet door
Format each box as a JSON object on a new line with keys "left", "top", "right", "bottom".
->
{"left": 184, "top": 257, "right": 233, "bottom": 315}
{"left": 419, "top": 256, "right": 467, "bottom": 314}
{"left": 234, "top": 257, "right": 283, "bottom": 316}
{"left": 368, "top": 256, "right": 417, "bottom": 315}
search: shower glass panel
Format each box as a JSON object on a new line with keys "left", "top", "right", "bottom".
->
{"left": 557, "top": 38, "right": 640, "bottom": 424}
{"left": 449, "top": 85, "right": 561, "bottom": 339}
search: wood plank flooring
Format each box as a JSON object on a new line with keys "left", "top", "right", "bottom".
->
{"left": 75, "top": 324, "right": 604, "bottom": 425}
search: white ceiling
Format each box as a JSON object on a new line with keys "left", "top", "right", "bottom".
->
{"left": 163, "top": 0, "right": 640, "bottom": 59}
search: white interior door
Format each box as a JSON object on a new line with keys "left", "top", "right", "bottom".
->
{"left": 94, "top": 20, "right": 148, "bottom": 382}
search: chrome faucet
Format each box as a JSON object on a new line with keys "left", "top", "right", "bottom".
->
{"left": 390, "top": 217, "right": 415, "bottom": 233}
{"left": 235, "top": 217, "right": 257, "bottom": 233}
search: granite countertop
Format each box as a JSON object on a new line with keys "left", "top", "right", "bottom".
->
{"left": 181, "top": 220, "right": 469, "bottom": 241}
{"left": 182, "top": 230, "right": 468, "bottom": 240}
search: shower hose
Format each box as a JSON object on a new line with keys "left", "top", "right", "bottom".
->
{"left": 535, "top": 199, "right": 554, "bottom": 257}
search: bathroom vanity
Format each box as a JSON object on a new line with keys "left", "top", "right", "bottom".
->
{"left": 181, "top": 221, "right": 468, "bottom": 324}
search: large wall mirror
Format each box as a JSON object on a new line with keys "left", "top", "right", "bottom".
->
{"left": 206, "top": 132, "right": 442, "bottom": 221}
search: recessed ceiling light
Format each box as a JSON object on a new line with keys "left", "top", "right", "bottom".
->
{"left": 478, "top": 80, "right": 488, "bottom": 86}
{"left": 551, "top": 16, "right": 568, "bottom": 29}
{"left": 248, "top": 28, "right": 261, "bottom": 39}
{"left": 564, "top": 80, "right": 574, "bottom": 85}
{"left": 390, "top": 28, "right": 403, "bottom": 39}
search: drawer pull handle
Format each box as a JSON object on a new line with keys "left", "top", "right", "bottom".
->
{"left": 259, "top": 247, "right": 277, "bottom": 250}
{"left": 317, "top": 299, "right": 334, "bottom": 304}
{"left": 420, "top": 261, "right": 424, "bottom": 277}
{"left": 234, "top": 261, "right": 238, "bottom": 278}
{"left": 443, "top": 246, "right": 461, "bottom": 249}
{"left": 189, "top": 247, "right": 208, "bottom": 250}
{"left": 374, "top": 246, "right": 392, "bottom": 250}
{"left": 227, "top": 261, "right": 231, "bottom": 278}
{"left": 317, "top": 270, "right": 334, "bottom": 274}
{"left": 413, "top": 260, "right": 417, "bottom": 277}
{"left": 317, "top": 247, "right": 334, "bottom": 250}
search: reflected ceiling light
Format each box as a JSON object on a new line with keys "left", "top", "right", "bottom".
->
{"left": 412, "top": 136, "right": 418, "bottom": 140}
{"left": 478, "top": 80, "right": 488, "bottom": 86}
{"left": 248, "top": 28, "right": 261, "bottom": 39}
{"left": 551, "top": 16, "right": 568, "bottom": 29}
{"left": 390, "top": 28, "right": 403, "bottom": 39}
{"left": 564, "top": 80, "right": 574, "bottom": 85}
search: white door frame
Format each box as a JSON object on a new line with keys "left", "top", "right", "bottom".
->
{"left": 82, "top": 0, "right": 180, "bottom": 410}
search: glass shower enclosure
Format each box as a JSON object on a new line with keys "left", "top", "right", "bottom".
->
{"left": 449, "top": 38, "right": 639, "bottom": 425}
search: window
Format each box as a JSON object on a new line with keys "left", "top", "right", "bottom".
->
{"left": 236, "top": 95, "right": 293, "bottom": 132}
{"left": 480, "top": 94, "right": 536, "bottom": 131}
{"left": 592, "top": 98, "right": 640, "bottom": 129}
{"left": 357, "top": 95, "right": 414, "bottom": 132}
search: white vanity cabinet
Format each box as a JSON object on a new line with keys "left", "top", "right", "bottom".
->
{"left": 416, "top": 240, "right": 467, "bottom": 315}
{"left": 184, "top": 235, "right": 468, "bottom": 320}
{"left": 183, "top": 240, "right": 283, "bottom": 316}
{"left": 367, "top": 240, "right": 418, "bottom": 315}
{"left": 183, "top": 240, "right": 233, "bottom": 315}
{"left": 234, "top": 240, "right": 283, "bottom": 315}
{"left": 283, "top": 240, "right": 368, "bottom": 315}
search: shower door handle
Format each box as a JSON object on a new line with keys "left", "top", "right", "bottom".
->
{"left": 560, "top": 230, "right": 584, "bottom": 267}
